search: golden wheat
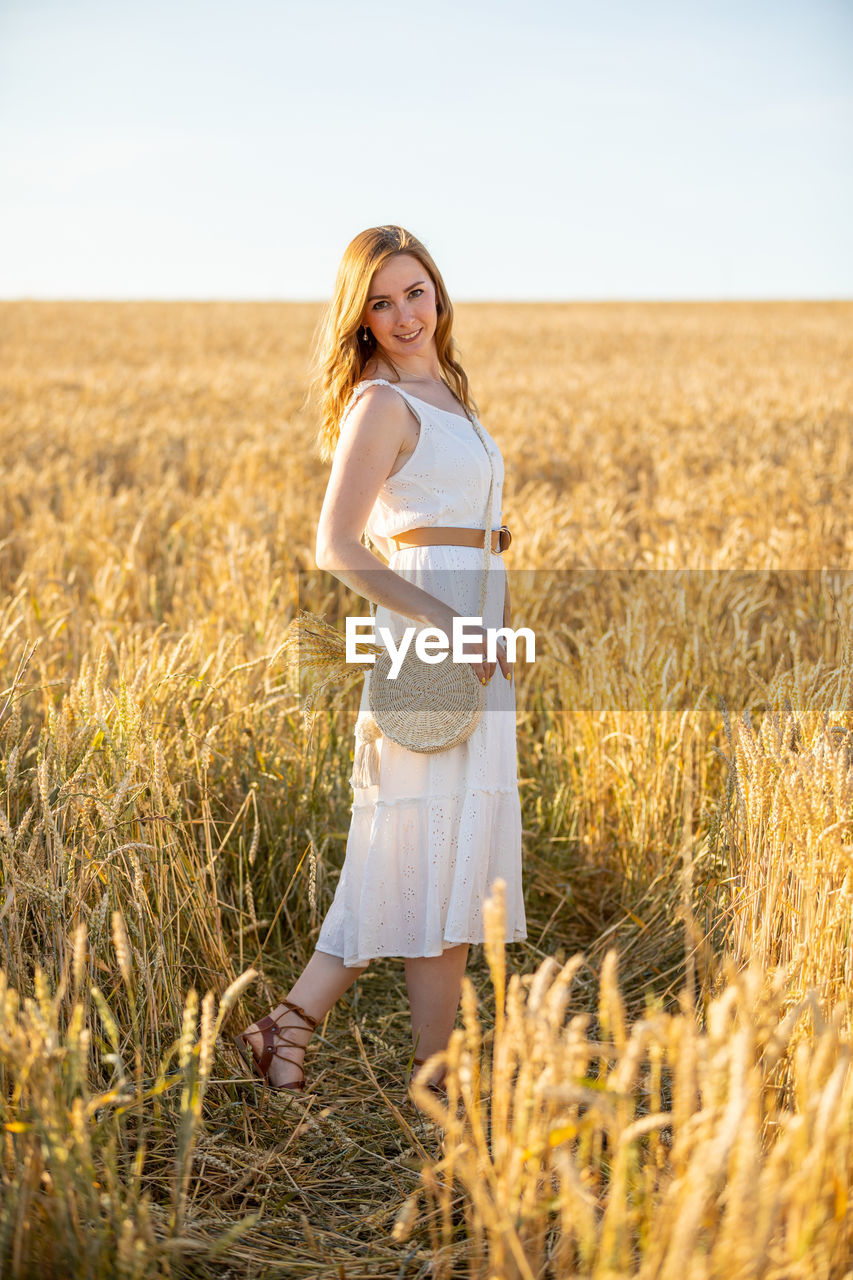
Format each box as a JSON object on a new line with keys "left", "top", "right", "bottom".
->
{"left": 406, "top": 879, "right": 852, "bottom": 1278}
{"left": 0, "top": 300, "right": 851, "bottom": 1277}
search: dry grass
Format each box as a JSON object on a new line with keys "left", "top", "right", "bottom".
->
{"left": 0, "top": 300, "right": 851, "bottom": 1277}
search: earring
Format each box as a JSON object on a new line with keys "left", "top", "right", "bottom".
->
{"left": 360, "top": 326, "right": 370, "bottom": 342}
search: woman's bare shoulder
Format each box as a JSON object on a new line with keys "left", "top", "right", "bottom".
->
{"left": 341, "top": 380, "right": 419, "bottom": 474}
{"left": 347, "top": 379, "right": 408, "bottom": 417}
{"left": 340, "top": 380, "right": 415, "bottom": 451}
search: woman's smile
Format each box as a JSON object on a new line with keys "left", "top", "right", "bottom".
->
{"left": 360, "top": 252, "right": 440, "bottom": 367}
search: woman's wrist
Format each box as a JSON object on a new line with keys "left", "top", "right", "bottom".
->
{"left": 424, "top": 603, "right": 463, "bottom": 638}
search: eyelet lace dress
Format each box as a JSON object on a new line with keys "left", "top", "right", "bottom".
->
{"left": 315, "top": 379, "right": 527, "bottom": 966}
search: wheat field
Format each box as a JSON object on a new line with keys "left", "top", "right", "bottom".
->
{"left": 0, "top": 299, "right": 851, "bottom": 1278}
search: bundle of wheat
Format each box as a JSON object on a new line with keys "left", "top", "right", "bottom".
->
{"left": 281, "top": 609, "right": 378, "bottom": 733}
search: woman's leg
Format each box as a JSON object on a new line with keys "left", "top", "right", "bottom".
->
{"left": 239, "top": 949, "right": 368, "bottom": 1088}
{"left": 404, "top": 942, "right": 470, "bottom": 1086}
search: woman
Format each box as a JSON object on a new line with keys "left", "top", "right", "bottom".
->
{"left": 235, "top": 226, "right": 527, "bottom": 1096}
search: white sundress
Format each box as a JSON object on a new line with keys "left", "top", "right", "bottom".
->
{"left": 314, "top": 378, "right": 528, "bottom": 967}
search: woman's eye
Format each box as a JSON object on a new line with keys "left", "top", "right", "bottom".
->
{"left": 371, "top": 289, "right": 423, "bottom": 311}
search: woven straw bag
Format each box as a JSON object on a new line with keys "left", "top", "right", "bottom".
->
{"left": 352, "top": 410, "right": 497, "bottom": 786}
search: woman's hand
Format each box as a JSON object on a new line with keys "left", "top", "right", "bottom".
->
{"left": 461, "top": 625, "right": 511, "bottom": 686}
{"left": 467, "top": 577, "right": 513, "bottom": 685}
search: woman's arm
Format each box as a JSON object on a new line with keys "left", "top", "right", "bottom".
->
{"left": 366, "top": 532, "right": 392, "bottom": 563}
{"left": 315, "top": 386, "right": 460, "bottom": 636}
{"left": 315, "top": 386, "right": 508, "bottom": 680}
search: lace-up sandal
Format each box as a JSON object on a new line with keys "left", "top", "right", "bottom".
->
{"left": 233, "top": 997, "right": 318, "bottom": 1092}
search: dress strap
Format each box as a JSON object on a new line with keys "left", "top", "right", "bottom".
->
{"left": 341, "top": 378, "right": 422, "bottom": 427}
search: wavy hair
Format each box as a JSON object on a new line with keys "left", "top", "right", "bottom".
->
{"left": 306, "top": 225, "right": 478, "bottom": 462}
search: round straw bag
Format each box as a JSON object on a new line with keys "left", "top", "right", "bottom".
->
{"left": 358, "top": 412, "right": 497, "bottom": 768}
{"left": 369, "top": 641, "right": 486, "bottom": 753}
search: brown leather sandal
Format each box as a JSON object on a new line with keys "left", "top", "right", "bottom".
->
{"left": 233, "top": 997, "right": 319, "bottom": 1092}
{"left": 411, "top": 1055, "right": 448, "bottom": 1099}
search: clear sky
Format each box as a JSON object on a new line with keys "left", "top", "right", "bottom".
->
{"left": 1, "top": 0, "right": 850, "bottom": 300}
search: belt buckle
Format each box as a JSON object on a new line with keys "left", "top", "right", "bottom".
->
{"left": 492, "top": 524, "right": 512, "bottom": 555}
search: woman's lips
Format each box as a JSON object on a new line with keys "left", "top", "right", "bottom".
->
{"left": 396, "top": 327, "right": 423, "bottom": 343}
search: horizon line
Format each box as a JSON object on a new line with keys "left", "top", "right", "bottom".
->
{"left": 2, "top": 295, "right": 851, "bottom": 305}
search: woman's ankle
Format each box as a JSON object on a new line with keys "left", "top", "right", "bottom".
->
{"left": 412, "top": 1054, "right": 447, "bottom": 1088}
{"left": 270, "top": 1002, "right": 316, "bottom": 1042}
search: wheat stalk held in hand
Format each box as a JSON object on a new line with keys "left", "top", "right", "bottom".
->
{"left": 281, "top": 609, "right": 379, "bottom": 733}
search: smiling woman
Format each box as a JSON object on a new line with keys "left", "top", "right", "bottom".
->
{"left": 363, "top": 266, "right": 434, "bottom": 358}
{"left": 310, "top": 227, "right": 481, "bottom": 465}
{"left": 366, "top": 273, "right": 430, "bottom": 344}
{"left": 233, "top": 225, "right": 527, "bottom": 1102}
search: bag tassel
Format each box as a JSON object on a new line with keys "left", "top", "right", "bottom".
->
{"left": 352, "top": 716, "right": 382, "bottom": 787}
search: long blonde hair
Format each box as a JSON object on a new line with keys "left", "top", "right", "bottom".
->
{"left": 306, "top": 225, "right": 478, "bottom": 462}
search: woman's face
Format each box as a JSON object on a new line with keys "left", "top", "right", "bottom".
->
{"left": 361, "top": 253, "right": 439, "bottom": 361}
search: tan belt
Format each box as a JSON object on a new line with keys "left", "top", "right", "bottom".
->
{"left": 391, "top": 524, "right": 512, "bottom": 554}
